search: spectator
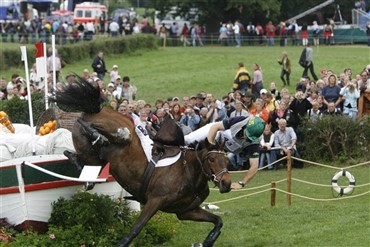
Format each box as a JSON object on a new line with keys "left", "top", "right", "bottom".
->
{"left": 340, "top": 82, "right": 360, "bottom": 119}
{"left": 307, "top": 100, "right": 322, "bottom": 122}
{"left": 181, "top": 23, "right": 191, "bottom": 47}
{"left": 179, "top": 106, "right": 200, "bottom": 131}
{"left": 121, "top": 76, "right": 136, "bottom": 102}
{"left": 246, "top": 21, "right": 255, "bottom": 45}
{"left": 222, "top": 95, "right": 235, "bottom": 117}
{"left": 265, "top": 21, "right": 276, "bottom": 46}
{"left": 289, "top": 90, "right": 312, "bottom": 127}
{"left": 278, "top": 51, "right": 291, "bottom": 87}
{"left": 198, "top": 107, "right": 210, "bottom": 128}
{"left": 301, "top": 42, "right": 318, "bottom": 81}
{"left": 366, "top": 22, "right": 370, "bottom": 47}
{"left": 322, "top": 74, "right": 342, "bottom": 108}
{"left": 270, "top": 81, "right": 280, "bottom": 101}
{"left": 268, "top": 100, "right": 296, "bottom": 132}
{"left": 273, "top": 119, "right": 300, "bottom": 168}
{"left": 109, "top": 19, "right": 120, "bottom": 37}
{"left": 158, "top": 23, "right": 167, "bottom": 47}
{"left": 169, "top": 102, "right": 182, "bottom": 122}
{"left": 91, "top": 51, "right": 107, "bottom": 81}
{"left": 301, "top": 23, "right": 308, "bottom": 46}
{"left": 252, "top": 63, "right": 264, "bottom": 98}
{"left": 170, "top": 22, "right": 178, "bottom": 46}
{"left": 47, "top": 48, "right": 63, "bottom": 82}
{"left": 259, "top": 124, "right": 275, "bottom": 170}
{"left": 230, "top": 100, "right": 249, "bottom": 117}
{"left": 109, "top": 65, "right": 119, "bottom": 84}
{"left": 242, "top": 92, "right": 256, "bottom": 112}
{"left": 219, "top": 23, "right": 228, "bottom": 46}
{"left": 289, "top": 20, "right": 299, "bottom": 46}
{"left": 323, "top": 102, "right": 342, "bottom": 115}
{"left": 263, "top": 91, "right": 279, "bottom": 112}
{"left": 250, "top": 98, "right": 269, "bottom": 123}
{"left": 233, "top": 20, "right": 241, "bottom": 47}
{"left": 232, "top": 62, "right": 251, "bottom": 95}
{"left": 312, "top": 21, "right": 320, "bottom": 46}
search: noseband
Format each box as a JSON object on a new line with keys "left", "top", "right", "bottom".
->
{"left": 195, "top": 147, "right": 229, "bottom": 185}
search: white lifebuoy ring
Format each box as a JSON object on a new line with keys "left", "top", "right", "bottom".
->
{"left": 331, "top": 170, "right": 356, "bottom": 195}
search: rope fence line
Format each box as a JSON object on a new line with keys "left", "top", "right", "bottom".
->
{"left": 273, "top": 188, "right": 370, "bottom": 202}
{"left": 209, "top": 178, "right": 287, "bottom": 191}
{"left": 204, "top": 188, "right": 272, "bottom": 205}
{"left": 204, "top": 155, "right": 370, "bottom": 206}
{"left": 292, "top": 178, "right": 370, "bottom": 188}
{"left": 291, "top": 157, "right": 370, "bottom": 170}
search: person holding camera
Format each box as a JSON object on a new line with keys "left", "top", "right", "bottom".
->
{"left": 179, "top": 105, "right": 200, "bottom": 132}
{"left": 340, "top": 81, "right": 360, "bottom": 119}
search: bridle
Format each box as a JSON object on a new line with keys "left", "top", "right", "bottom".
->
{"left": 195, "top": 145, "right": 229, "bottom": 185}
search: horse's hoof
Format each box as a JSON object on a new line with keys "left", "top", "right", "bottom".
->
{"left": 84, "top": 182, "right": 95, "bottom": 190}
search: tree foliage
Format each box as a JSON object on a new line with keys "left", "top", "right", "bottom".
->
{"left": 145, "top": 0, "right": 354, "bottom": 32}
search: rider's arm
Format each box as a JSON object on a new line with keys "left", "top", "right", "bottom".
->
{"left": 207, "top": 122, "right": 225, "bottom": 144}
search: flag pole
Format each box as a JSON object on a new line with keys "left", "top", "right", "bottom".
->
{"left": 52, "top": 34, "right": 57, "bottom": 92}
{"left": 43, "top": 42, "right": 49, "bottom": 110}
{"left": 20, "top": 46, "right": 36, "bottom": 155}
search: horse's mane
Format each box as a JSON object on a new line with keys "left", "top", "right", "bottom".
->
{"left": 153, "top": 115, "right": 185, "bottom": 146}
{"left": 51, "top": 75, "right": 101, "bottom": 113}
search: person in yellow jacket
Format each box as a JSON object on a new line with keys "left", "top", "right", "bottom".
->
{"left": 232, "top": 62, "right": 251, "bottom": 95}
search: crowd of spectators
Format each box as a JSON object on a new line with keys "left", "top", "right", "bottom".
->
{"left": 1, "top": 13, "right": 361, "bottom": 47}
{"left": 2, "top": 58, "right": 369, "bottom": 171}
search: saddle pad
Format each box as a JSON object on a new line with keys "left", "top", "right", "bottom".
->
{"left": 153, "top": 152, "right": 182, "bottom": 167}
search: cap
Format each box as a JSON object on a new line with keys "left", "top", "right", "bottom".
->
{"left": 94, "top": 77, "right": 101, "bottom": 82}
{"left": 83, "top": 69, "right": 89, "bottom": 73}
{"left": 113, "top": 65, "right": 118, "bottom": 69}
{"left": 173, "top": 97, "right": 179, "bottom": 101}
{"left": 260, "top": 89, "right": 268, "bottom": 94}
{"left": 190, "top": 95, "right": 196, "bottom": 99}
{"left": 108, "top": 83, "right": 115, "bottom": 88}
{"left": 116, "top": 75, "right": 121, "bottom": 80}
{"left": 245, "top": 116, "right": 265, "bottom": 142}
{"left": 193, "top": 106, "right": 200, "bottom": 112}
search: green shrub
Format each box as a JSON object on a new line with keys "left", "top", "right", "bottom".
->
{"left": 299, "top": 115, "right": 370, "bottom": 163}
{"left": 0, "top": 35, "right": 158, "bottom": 69}
{"left": 6, "top": 191, "right": 178, "bottom": 246}
{"left": 0, "top": 92, "right": 45, "bottom": 125}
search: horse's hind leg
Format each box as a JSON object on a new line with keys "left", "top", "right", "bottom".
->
{"left": 177, "top": 207, "right": 223, "bottom": 247}
{"left": 117, "top": 198, "right": 162, "bottom": 247}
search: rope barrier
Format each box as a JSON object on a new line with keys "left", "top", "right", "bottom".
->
{"left": 273, "top": 188, "right": 370, "bottom": 201}
{"left": 204, "top": 157, "right": 370, "bottom": 206}
{"left": 209, "top": 178, "right": 287, "bottom": 191}
{"left": 292, "top": 178, "right": 370, "bottom": 188}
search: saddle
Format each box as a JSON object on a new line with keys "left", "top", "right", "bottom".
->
{"left": 146, "top": 116, "right": 184, "bottom": 160}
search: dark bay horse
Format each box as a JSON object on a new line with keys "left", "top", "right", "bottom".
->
{"left": 51, "top": 77, "right": 231, "bottom": 247}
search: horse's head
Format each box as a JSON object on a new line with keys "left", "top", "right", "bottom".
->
{"left": 196, "top": 140, "right": 231, "bottom": 193}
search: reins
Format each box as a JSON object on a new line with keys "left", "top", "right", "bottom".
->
{"left": 195, "top": 143, "right": 229, "bottom": 185}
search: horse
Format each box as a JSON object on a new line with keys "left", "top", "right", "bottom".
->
{"left": 51, "top": 76, "right": 232, "bottom": 247}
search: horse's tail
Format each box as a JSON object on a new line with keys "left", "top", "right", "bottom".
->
{"left": 51, "top": 74, "right": 102, "bottom": 113}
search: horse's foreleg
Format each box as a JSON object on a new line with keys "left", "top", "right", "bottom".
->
{"left": 77, "top": 118, "right": 110, "bottom": 147}
{"left": 117, "top": 198, "right": 162, "bottom": 247}
{"left": 177, "top": 207, "right": 223, "bottom": 247}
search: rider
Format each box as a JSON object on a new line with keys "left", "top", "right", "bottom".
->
{"left": 184, "top": 116, "right": 265, "bottom": 190}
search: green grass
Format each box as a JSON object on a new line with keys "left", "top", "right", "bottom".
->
{"left": 155, "top": 165, "right": 370, "bottom": 247}
{"left": 1, "top": 45, "right": 369, "bottom": 105}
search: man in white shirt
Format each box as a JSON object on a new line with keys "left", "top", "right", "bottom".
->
{"left": 109, "top": 20, "right": 119, "bottom": 37}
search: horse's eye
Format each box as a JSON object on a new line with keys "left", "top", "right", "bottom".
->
{"left": 209, "top": 157, "right": 215, "bottom": 162}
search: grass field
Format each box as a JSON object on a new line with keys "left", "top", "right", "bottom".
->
{"left": 1, "top": 44, "right": 369, "bottom": 105}
{"left": 155, "top": 165, "right": 369, "bottom": 247}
